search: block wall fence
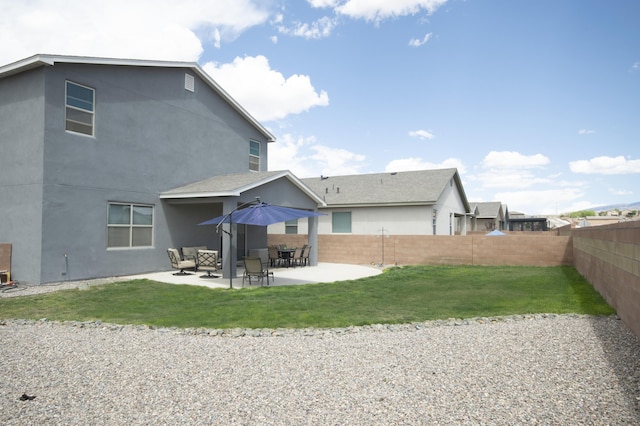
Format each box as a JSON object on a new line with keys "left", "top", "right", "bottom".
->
{"left": 571, "top": 221, "right": 640, "bottom": 339}
{"left": 268, "top": 234, "right": 574, "bottom": 267}
{"left": 269, "top": 222, "right": 640, "bottom": 338}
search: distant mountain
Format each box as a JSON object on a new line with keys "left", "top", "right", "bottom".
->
{"left": 592, "top": 201, "right": 640, "bottom": 211}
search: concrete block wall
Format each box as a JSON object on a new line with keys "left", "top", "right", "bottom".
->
{"left": 572, "top": 221, "right": 640, "bottom": 338}
{"left": 268, "top": 234, "right": 573, "bottom": 266}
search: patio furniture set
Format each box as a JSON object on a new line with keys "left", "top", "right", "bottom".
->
{"left": 167, "top": 247, "right": 220, "bottom": 278}
{"left": 268, "top": 245, "right": 311, "bottom": 268}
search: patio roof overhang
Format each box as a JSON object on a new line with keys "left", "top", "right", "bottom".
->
{"left": 160, "top": 170, "right": 327, "bottom": 207}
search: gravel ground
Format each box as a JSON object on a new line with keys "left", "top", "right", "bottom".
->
{"left": 1, "top": 315, "right": 639, "bottom": 425}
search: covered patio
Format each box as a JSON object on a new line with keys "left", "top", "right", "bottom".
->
{"left": 159, "top": 171, "right": 326, "bottom": 282}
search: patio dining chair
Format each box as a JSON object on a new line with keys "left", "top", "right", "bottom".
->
{"left": 242, "top": 256, "right": 273, "bottom": 287}
{"left": 167, "top": 248, "right": 196, "bottom": 275}
{"left": 302, "top": 245, "right": 311, "bottom": 266}
{"left": 268, "top": 245, "right": 281, "bottom": 267}
{"left": 292, "top": 246, "right": 304, "bottom": 267}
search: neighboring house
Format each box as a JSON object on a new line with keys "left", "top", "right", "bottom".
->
{"left": 468, "top": 202, "right": 506, "bottom": 232}
{"left": 269, "top": 169, "right": 471, "bottom": 236}
{"left": 0, "top": 54, "right": 321, "bottom": 284}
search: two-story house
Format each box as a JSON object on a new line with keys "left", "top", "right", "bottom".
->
{"left": 0, "top": 54, "right": 322, "bottom": 284}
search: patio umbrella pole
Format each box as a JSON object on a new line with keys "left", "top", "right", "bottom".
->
{"left": 215, "top": 197, "right": 261, "bottom": 289}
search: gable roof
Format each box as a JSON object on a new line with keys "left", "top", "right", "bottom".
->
{"left": 0, "top": 53, "right": 275, "bottom": 142}
{"left": 160, "top": 170, "right": 326, "bottom": 206}
{"left": 302, "top": 168, "right": 470, "bottom": 211}
{"left": 470, "top": 201, "right": 504, "bottom": 219}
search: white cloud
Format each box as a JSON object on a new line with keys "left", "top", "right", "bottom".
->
{"left": 578, "top": 129, "right": 595, "bottom": 135}
{"left": 408, "top": 129, "right": 435, "bottom": 140}
{"left": 309, "top": 145, "right": 367, "bottom": 176}
{"left": 384, "top": 157, "right": 465, "bottom": 173}
{"left": 481, "top": 151, "right": 550, "bottom": 169}
{"left": 569, "top": 155, "right": 640, "bottom": 175}
{"left": 335, "top": 0, "right": 448, "bottom": 22}
{"left": 203, "top": 55, "right": 329, "bottom": 122}
{"left": 268, "top": 134, "right": 317, "bottom": 177}
{"left": 0, "top": 0, "right": 272, "bottom": 65}
{"left": 409, "top": 32, "right": 432, "bottom": 47}
{"left": 473, "top": 171, "right": 551, "bottom": 189}
{"left": 468, "top": 151, "right": 552, "bottom": 193}
{"left": 268, "top": 134, "right": 366, "bottom": 177}
{"left": 278, "top": 16, "right": 337, "bottom": 39}
{"left": 307, "top": 0, "right": 341, "bottom": 7}
{"left": 494, "top": 188, "right": 587, "bottom": 215}
{"left": 631, "top": 62, "right": 640, "bottom": 72}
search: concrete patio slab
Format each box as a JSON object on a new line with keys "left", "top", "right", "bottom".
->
{"left": 126, "top": 263, "right": 383, "bottom": 289}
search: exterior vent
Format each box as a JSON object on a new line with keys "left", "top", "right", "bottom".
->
{"left": 185, "top": 73, "right": 195, "bottom": 92}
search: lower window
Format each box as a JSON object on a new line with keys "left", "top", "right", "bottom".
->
{"left": 107, "top": 203, "right": 154, "bottom": 248}
{"left": 285, "top": 219, "right": 298, "bottom": 234}
{"left": 332, "top": 211, "right": 352, "bottom": 233}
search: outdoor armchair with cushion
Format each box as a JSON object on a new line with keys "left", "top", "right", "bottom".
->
{"left": 197, "top": 249, "right": 219, "bottom": 278}
{"left": 242, "top": 256, "right": 273, "bottom": 287}
{"left": 181, "top": 246, "right": 207, "bottom": 264}
{"left": 167, "top": 248, "right": 196, "bottom": 275}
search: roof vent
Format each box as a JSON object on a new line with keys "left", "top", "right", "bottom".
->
{"left": 185, "top": 73, "right": 195, "bottom": 92}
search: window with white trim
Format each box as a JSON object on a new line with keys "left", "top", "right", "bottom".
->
{"left": 65, "top": 81, "right": 95, "bottom": 136}
{"left": 285, "top": 219, "right": 298, "bottom": 234}
{"left": 107, "top": 203, "right": 154, "bottom": 248}
{"left": 249, "top": 140, "right": 260, "bottom": 171}
{"left": 332, "top": 212, "right": 352, "bottom": 233}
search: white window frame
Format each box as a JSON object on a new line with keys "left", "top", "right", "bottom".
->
{"left": 332, "top": 211, "right": 352, "bottom": 233}
{"left": 249, "top": 140, "right": 261, "bottom": 171}
{"left": 107, "top": 203, "right": 154, "bottom": 249}
{"left": 285, "top": 219, "right": 298, "bottom": 234}
{"left": 65, "top": 80, "right": 95, "bottom": 136}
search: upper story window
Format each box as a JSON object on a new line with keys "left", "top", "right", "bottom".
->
{"left": 249, "top": 140, "right": 260, "bottom": 171}
{"left": 65, "top": 81, "right": 95, "bottom": 136}
{"left": 107, "top": 203, "right": 154, "bottom": 248}
{"left": 332, "top": 211, "right": 352, "bottom": 233}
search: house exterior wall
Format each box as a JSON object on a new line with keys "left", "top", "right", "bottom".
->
{"left": 0, "top": 68, "right": 47, "bottom": 283}
{"left": 270, "top": 177, "right": 468, "bottom": 237}
{"left": 272, "top": 205, "right": 434, "bottom": 235}
{"left": 270, "top": 205, "right": 437, "bottom": 235}
{"left": 435, "top": 176, "right": 468, "bottom": 235}
{"left": 1, "top": 63, "right": 271, "bottom": 284}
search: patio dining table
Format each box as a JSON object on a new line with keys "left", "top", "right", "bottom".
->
{"left": 278, "top": 248, "right": 296, "bottom": 268}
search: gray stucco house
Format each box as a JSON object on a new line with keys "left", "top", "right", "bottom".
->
{"left": 0, "top": 54, "right": 322, "bottom": 284}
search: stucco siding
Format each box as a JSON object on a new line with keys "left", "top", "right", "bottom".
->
{"left": 0, "top": 68, "right": 46, "bottom": 284}
{"left": 2, "top": 61, "right": 273, "bottom": 284}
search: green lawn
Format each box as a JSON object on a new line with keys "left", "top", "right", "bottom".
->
{"left": 0, "top": 265, "right": 614, "bottom": 329}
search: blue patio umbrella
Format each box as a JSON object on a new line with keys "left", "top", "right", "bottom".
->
{"left": 486, "top": 230, "right": 507, "bottom": 236}
{"left": 198, "top": 201, "right": 325, "bottom": 288}
{"left": 199, "top": 202, "right": 325, "bottom": 228}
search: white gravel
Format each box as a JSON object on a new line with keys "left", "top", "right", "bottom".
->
{"left": 1, "top": 315, "right": 639, "bottom": 425}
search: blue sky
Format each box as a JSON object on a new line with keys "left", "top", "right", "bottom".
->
{"left": 1, "top": 0, "right": 639, "bottom": 215}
